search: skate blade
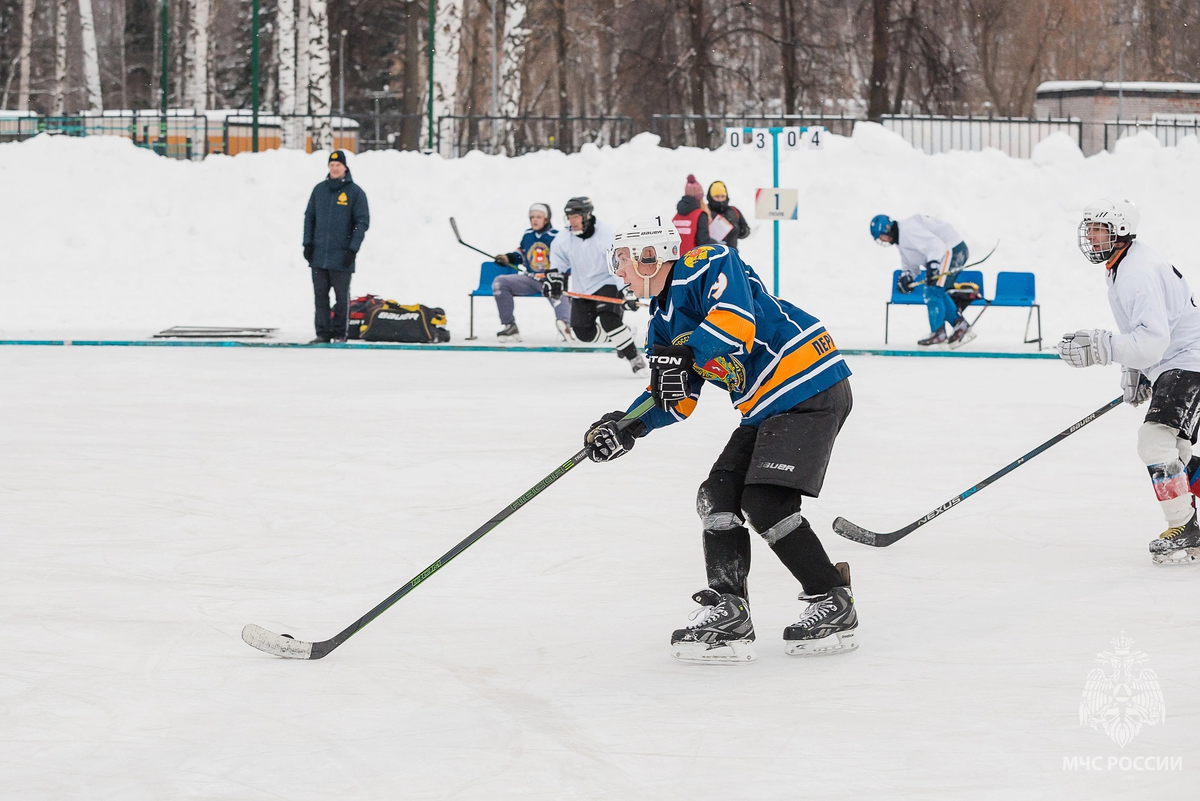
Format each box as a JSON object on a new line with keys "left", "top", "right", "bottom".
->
{"left": 1151, "top": 547, "right": 1200, "bottom": 565}
{"left": 785, "top": 629, "right": 859, "bottom": 657}
{"left": 948, "top": 330, "right": 977, "bottom": 350}
{"left": 671, "top": 639, "right": 757, "bottom": 665}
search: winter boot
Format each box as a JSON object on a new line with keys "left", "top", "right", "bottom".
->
{"left": 555, "top": 319, "right": 574, "bottom": 342}
{"left": 496, "top": 323, "right": 521, "bottom": 342}
{"left": 670, "top": 588, "right": 756, "bottom": 664}
{"left": 308, "top": 336, "right": 331, "bottom": 344}
{"left": 917, "top": 328, "right": 948, "bottom": 346}
{"left": 1149, "top": 511, "right": 1200, "bottom": 564}
{"left": 784, "top": 562, "right": 859, "bottom": 656}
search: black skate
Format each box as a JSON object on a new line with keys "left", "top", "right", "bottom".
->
{"left": 784, "top": 563, "right": 859, "bottom": 656}
{"left": 1149, "top": 512, "right": 1200, "bottom": 565}
{"left": 917, "top": 329, "right": 948, "bottom": 346}
{"left": 947, "top": 317, "right": 976, "bottom": 349}
{"left": 496, "top": 323, "right": 521, "bottom": 342}
{"left": 670, "top": 588, "right": 756, "bottom": 664}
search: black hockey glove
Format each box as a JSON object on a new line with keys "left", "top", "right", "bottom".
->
{"left": 584, "top": 411, "right": 646, "bottom": 463}
{"left": 924, "top": 262, "right": 940, "bottom": 286}
{"left": 649, "top": 344, "right": 694, "bottom": 412}
{"left": 622, "top": 287, "right": 641, "bottom": 311}
{"left": 895, "top": 273, "right": 917, "bottom": 294}
{"left": 494, "top": 253, "right": 512, "bottom": 266}
{"left": 343, "top": 249, "right": 357, "bottom": 269}
{"left": 542, "top": 271, "right": 566, "bottom": 300}
{"left": 303, "top": 243, "right": 314, "bottom": 264}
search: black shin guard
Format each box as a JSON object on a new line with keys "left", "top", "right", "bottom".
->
{"left": 697, "top": 471, "right": 751, "bottom": 598}
{"left": 742, "top": 483, "right": 843, "bottom": 596}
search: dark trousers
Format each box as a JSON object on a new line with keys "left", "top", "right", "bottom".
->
{"left": 312, "top": 268, "right": 353, "bottom": 339}
{"left": 570, "top": 285, "right": 636, "bottom": 359}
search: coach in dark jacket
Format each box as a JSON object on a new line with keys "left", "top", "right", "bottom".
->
{"left": 695, "top": 179, "right": 751, "bottom": 251}
{"left": 303, "top": 150, "right": 370, "bottom": 343}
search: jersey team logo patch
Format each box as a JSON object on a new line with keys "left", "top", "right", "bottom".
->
{"left": 684, "top": 246, "right": 716, "bottom": 268}
{"left": 526, "top": 241, "right": 551, "bottom": 271}
{"left": 672, "top": 332, "right": 745, "bottom": 393}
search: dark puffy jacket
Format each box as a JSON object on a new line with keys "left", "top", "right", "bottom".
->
{"left": 695, "top": 203, "right": 751, "bottom": 251}
{"left": 303, "top": 170, "right": 370, "bottom": 272}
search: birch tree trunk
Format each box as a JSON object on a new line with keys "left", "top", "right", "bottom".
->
{"left": 18, "top": 0, "right": 35, "bottom": 111}
{"left": 184, "top": 0, "right": 210, "bottom": 110}
{"left": 433, "top": 0, "right": 463, "bottom": 155}
{"left": 296, "top": 0, "right": 311, "bottom": 147}
{"left": 308, "top": 0, "right": 333, "bottom": 149}
{"left": 277, "top": 0, "right": 297, "bottom": 146}
{"left": 53, "top": 0, "right": 68, "bottom": 115}
{"left": 499, "top": 0, "right": 527, "bottom": 152}
{"left": 78, "top": 0, "right": 103, "bottom": 112}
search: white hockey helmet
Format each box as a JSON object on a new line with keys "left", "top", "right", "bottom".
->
{"left": 607, "top": 214, "right": 683, "bottom": 297}
{"left": 1078, "top": 198, "right": 1139, "bottom": 263}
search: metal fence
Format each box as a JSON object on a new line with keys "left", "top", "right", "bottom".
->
{"left": 1, "top": 111, "right": 210, "bottom": 160}
{"left": 1103, "top": 119, "right": 1200, "bottom": 151}
{"left": 220, "top": 115, "right": 359, "bottom": 156}
{"left": 880, "top": 114, "right": 1082, "bottom": 158}
{"left": 436, "top": 115, "right": 635, "bottom": 157}
{"left": 650, "top": 113, "right": 857, "bottom": 149}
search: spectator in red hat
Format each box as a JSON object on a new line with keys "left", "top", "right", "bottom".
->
{"left": 672, "top": 174, "right": 710, "bottom": 255}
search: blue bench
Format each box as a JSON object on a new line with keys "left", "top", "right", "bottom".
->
{"left": 466, "top": 261, "right": 543, "bottom": 340}
{"left": 884, "top": 269, "right": 1041, "bottom": 349}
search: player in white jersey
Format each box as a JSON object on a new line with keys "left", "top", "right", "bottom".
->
{"left": 872, "top": 213, "right": 973, "bottom": 346}
{"left": 552, "top": 197, "right": 647, "bottom": 375}
{"left": 1057, "top": 198, "right": 1200, "bottom": 564}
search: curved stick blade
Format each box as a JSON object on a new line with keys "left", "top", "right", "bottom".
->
{"left": 832, "top": 517, "right": 887, "bottom": 547}
{"left": 242, "top": 624, "right": 316, "bottom": 659}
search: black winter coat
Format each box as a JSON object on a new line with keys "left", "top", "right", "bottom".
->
{"left": 695, "top": 204, "right": 751, "bottom": 251}
{"left": 304, "top": 171, "right": 370, "bottom": 272}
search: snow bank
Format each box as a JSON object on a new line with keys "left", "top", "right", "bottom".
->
{"left": 4, "top": 127, "right": 1200, "bottom": 346}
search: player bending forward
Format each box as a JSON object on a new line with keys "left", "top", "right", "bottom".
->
{"left": 1058, "top": 198, "right": 1200, "bottom": 564}
{"left": 583, "top": 216, "right": 859, "bottom": 663}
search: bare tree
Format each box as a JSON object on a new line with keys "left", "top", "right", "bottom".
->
{"left": 17, "top": 0, "right": 34, "bottom": 110}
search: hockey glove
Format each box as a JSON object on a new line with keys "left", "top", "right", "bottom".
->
{"left": 542, "top": 271, "right": 566, "bottom": 300}
{"left": 622, "top": 288, "right": 641, "bottom": 311}
{"left": 343, "top": 249, "right": 357, "bottom": 270}
{"left": 1057, "top": 329, "right": 1112, "bottom": 368}
{"left": 1121, "top": 368, "right": 1153, "bottom": 406}
{"left": 649, "top": 344, "right": 694, "bottom": 411}
{"left": 584, "top": 411, "right": 645, "bottom": 463}
{"left": 924, "top": 262, "right": 940, "bottom": 286}
{"left": 303, "top": 243, "right": 314, "bottom": 264}
{"left": 494, "top": 253, "right": 511, "bottom": 266}
{"left": 896, "top": 273, "right": 917, "bottom": 295}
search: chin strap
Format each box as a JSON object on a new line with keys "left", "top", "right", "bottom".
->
{"left": 636, "top": 259, "right": 665, "bottom": 298}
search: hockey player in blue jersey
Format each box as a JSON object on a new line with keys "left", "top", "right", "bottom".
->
{"left": 582, "top": 215, "right": 859, "bottom": 663}
{"left": 491, "top": 203, "right": 572, "bottom": 342}
{"left": 872, "top": 213, "right": 972, "bottom": 346}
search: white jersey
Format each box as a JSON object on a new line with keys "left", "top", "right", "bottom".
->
{"left": 1106, "top": 240, "right": 1200, "bottom": 383}
{"left": 551, "top": 219, "right": 620, "bottom": 295}
{"left": 896, "top": 214, "right": 964, "bottom": 277}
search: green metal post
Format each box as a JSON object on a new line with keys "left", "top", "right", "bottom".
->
{"left": 251, "top": 0, "right": 260, "bottom": 152}
{"left": 159, "top": 0, "right": 168, "bottom": 147}
{"left": 427, "top": 0, "right": 436, "bottom": 151}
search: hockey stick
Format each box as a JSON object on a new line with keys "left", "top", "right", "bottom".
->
{"left": 832, "top": 396, "right": 1122, "bottom": 547}
{"left": 242, "top": 396, "right": 657, "bottom": 660}
{"left": 963, "top": 239, "right": 1000, "bottom": 270}
{"left": 449, "top": 217, "right": 501, "bottom": 260}
{"left": 565, "top": 290, "right": 649, "bottom": 308}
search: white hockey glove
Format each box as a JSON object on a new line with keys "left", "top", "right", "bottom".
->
{"left": 1121, "top": 368, "right": 1153, "bottom": 406}
{"left": 1057, "top": 329, "right": 1112, "bottom": 368}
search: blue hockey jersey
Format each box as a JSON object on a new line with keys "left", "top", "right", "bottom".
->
{"left": 629, "top": 244, "right": 851, "bottom": 431}
{"left": 506, "top": 226, "right": 559, "bottom": 273}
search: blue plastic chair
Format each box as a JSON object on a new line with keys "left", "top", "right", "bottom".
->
{"left": 467, "top": 261, "right": 543, "bottom": 340}
{"left": 885, "top": 269, "right": 986, "bottom": 342}
{"left": 991, "top": 271, "right": 1041, "bottom": 348}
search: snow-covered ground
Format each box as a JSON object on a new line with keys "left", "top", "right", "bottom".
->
{"left": 3, "top": 126, "right": 1200, "bottom": 348}
{"left": 2, "top": 347, "right": 1195, "bottom": 798}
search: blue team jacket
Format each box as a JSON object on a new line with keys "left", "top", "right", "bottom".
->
{"left": 629, "top": 244, "right": 851, "bottom": 430}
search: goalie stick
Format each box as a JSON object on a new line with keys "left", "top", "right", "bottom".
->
{"left": 833, "top": 396, "right": 1122, "bottom": 547}
{"left": 242, "top": 397, "right": 656, "bottom": 660}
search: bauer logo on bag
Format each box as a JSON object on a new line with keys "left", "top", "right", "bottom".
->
{"left": 1079, "top": 633, "right": 1165, "bottom": 747}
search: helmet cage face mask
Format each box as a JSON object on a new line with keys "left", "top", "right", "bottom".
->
{"left": 1078, "top": 220, "right": 1117, "bottom": 264}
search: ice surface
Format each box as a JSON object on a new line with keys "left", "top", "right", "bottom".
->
{"left": 1, "top": 348, "right": 1195, "bottom": 798}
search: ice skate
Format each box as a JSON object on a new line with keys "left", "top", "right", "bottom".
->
{"left": 917, "top": 328, "right": 948, "bottom": 346}
{"left": 496, "top": 323, "right": 521, "bottom": 343}
{"left": 784, "top": 563, "right": 858, "bottom": 656}
{"left": 670, "top": 588, "right": 757, "bottom": 664}
{"left": 947, "top": 317, "right": 976, "bottom": 349}
{"left": 1150, "top": 512, "right": 1200, "bottom": 564}
{"left": 629, "top": 353, "right": 649, "bottom": 378}
{"left": 555, "top": 319, "right": 574, "bottom": 342}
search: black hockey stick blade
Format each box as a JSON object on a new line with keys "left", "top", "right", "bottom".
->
{"left": 833, "top": 396, "right": 1122, "bottom": 548}
{"left": 449, "top": 217, "right": 499, "bottom": 260}
{"left": 242, "top": 396, "right": 657, "bottom": 659}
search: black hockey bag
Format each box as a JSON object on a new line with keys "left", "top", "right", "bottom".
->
{"left": 347, "top": 295, "right": 386, "bottom": 340}
{"left": 361, "top": 301, "right": 451, "bottom": 343}
{"left": 948, "top": 282, "right": 983, "bottom": 315}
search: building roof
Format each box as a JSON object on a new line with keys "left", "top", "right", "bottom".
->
{"left": 1037, "top": 81, "right": 1200, "bottom": 96}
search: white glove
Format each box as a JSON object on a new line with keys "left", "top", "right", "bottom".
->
{"left": 1121, "top": 368, "right": 1152, "bottom": 406}
{"left": 1057, "top": 329, "right": 1112, "bottom": 368}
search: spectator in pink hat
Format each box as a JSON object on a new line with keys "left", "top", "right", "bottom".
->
{"left": 672, "top": 174, "right": 711, "bottom": 254}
